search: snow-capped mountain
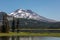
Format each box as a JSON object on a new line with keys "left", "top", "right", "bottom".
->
{"left": 9, "top": 9, "right": 56, "bottom": 22}
{"left": 0, "top": 9, "right": 60, "bottom": 29}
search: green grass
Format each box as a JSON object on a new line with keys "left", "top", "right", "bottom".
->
{"left": 0, "top": 28, "right": 60, "bottom": 37}
{"left": 0, "top": 32, "right": 60, "bottom": 37}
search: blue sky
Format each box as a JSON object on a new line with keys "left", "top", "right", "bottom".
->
{"left": 0, "top": 0, "right": 60, "bottom": 21}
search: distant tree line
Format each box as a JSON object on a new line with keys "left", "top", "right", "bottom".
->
{"left": 10, "top": 18, "right": 60, "bottom": 29}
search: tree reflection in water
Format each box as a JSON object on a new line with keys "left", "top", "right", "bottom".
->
{"left": 0, "top": 36, "right": 9, "bottom": 40}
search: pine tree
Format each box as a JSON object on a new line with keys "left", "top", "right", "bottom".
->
{"left": 1, "top": 13, "right": 9, "bottom": 33}
{"left": 11, "top": 17, "right": 15, "bottom": 32}
{"left": 16, "top": 18, "right": 20, "bottom": 33}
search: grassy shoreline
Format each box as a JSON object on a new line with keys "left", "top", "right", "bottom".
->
{"left": 0, "top": 32, "right": 60, "bottom": 37}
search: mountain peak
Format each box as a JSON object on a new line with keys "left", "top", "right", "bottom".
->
{"left": 14, "top": 9, "right": 34, "bottom": 14}
{"left": 15, "top": 9, "right": 25, "bottom": 13}
{"left": 9, "top": 9, "right": 37, "bottom": 18}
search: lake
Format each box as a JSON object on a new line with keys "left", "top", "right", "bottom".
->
{"left": 0, "top": 36, "right": 60, "bottom": 40}
{"left": 1, "top": 36, "right": 59, "bottom": 40}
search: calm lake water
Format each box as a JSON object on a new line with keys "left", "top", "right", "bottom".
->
{"left": 9, "top": 36, "right": 60, "bottom": 40}
{"left": 0, "top": 36, "right": 60, "bottom": 40}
